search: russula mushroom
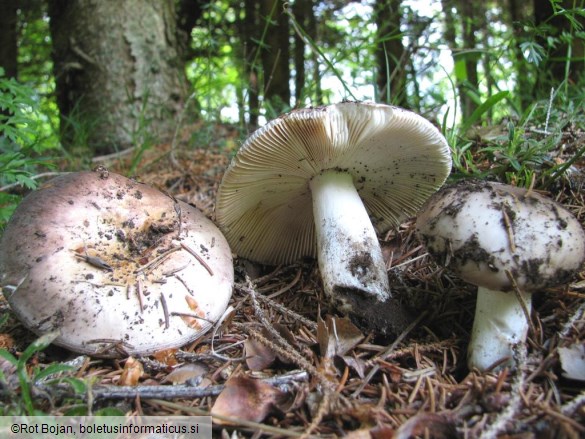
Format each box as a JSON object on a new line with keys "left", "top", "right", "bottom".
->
{"left": 216, "top": 101, "right": 451, "bottom": 331}
{"left": 416, "top": 180, "right": 585, "bottom": 371}
{"left": 0, "top": 170, "right": 234, "bottom": 357}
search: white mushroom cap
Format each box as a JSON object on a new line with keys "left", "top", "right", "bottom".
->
{"left": 0, "top": 170, "right": 234, "bottom": 357}
{"left": 416, "top": 180, "right": 585, "bottom": 371}
{"left": 416, "top": 180, "right": 585, "bottom": 292}
{"left": 216, "top": 101, "right": 452, "bottom": 264}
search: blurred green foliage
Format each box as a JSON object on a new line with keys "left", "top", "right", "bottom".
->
{"left": 0, "top": 71, "right": 59, "bottom": 229}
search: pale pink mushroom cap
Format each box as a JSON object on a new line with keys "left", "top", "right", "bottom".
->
{"left": 0, "top": 170, "right": 234, "bottom": 357}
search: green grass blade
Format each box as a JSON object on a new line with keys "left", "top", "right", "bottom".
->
{"left": 458, "top": 91, "right": 509, "bottom": 136}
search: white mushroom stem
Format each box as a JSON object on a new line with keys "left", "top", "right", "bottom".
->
{"left": 309, "top": 170, "right": 390, "bottom": 305}
{"left": 468, "top": 286, "right": 533, "bottom": 371}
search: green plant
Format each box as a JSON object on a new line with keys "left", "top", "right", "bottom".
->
{"left": 447, "top": 82, "right": 585, "bottom": 189}
{"left": 126, "top": 89, "right": 158, "bottom": 176}
{"left": 0, "top": 332, "right": 83, "bottom": 415}
{"left": 0, "top": 73, "right": 58, "bottom": 229}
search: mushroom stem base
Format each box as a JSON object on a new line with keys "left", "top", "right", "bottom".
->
{"left": 467, "top": 286, "right": 532, "bottom": 372}
{"left": 309, "top": 170, "right": 390, "bottom": 309}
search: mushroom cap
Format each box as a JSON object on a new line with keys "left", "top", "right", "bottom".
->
{"left": 0, "top": 171, "right": 234, "bottom": 357}
{"left": 216, "top": 101, "right": 452, "bottom": 264}
{"left": 416, "top": 180, "right": 585, "bottom": 292}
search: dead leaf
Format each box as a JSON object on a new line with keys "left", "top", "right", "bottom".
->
{"left": 0, "top": 333, "right": 14, "bottom": 349}
{"left": 181, "top": 295, "right": 205, "bottom": 329}
{"left": 344, "top": 424, "right": 395, "bottom": 439}
{"left": 393, "top": 413, "right": 455, "bottom": 439}
{"left": 245, "top": 338, "right": 276, "bottom": 371}
{"left": 163, "top": 363, "right": 208, "bottom": 385}
{"left": 152, "top": 348, "right": 178, "bottom": 367}
{"left": 272, "top": 322, "right": 298, "bottom": 346}
{"left": 340, "top": 355, "right": 366, "bottom": 378}
{"left": 558, "top": 343, "right": 585, "bottom": 381}
{"left": 118, "top": 357, "right": 144, "bottom": 386}
{"left": 317, "top": 315, "right": 364, "bottom": 359}
{"left": 244, "top": 323, "right": 298, "bottom": 370}
{"left": 370, "top": 425, "right": 396, "bottom": 439}
{"left": 211, "top": 376, "right": 285, "bottom": 425}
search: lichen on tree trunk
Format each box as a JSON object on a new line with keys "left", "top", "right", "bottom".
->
{"left": 49, "top": 0, "right": 189, "bottom": 154}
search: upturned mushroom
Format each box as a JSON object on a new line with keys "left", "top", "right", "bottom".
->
{"left": 216, "top": 101, "right": 451, "bottom": 332}
{"left": 0, "top": 169, "right": 234, "bottom": 357}
{"left": 416, "top": 180, "right": 585, "bottom": 371}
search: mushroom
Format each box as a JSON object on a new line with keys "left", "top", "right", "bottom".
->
{"left": 416, "top": 180, "right": 585, "bottom": 371}
{"left": 0, "top": 170, "right": 234, "bottom": 357}
{"left": 216, "top": 102, "right": 451, "bottom": 332}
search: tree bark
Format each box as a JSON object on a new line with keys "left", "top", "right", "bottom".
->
{"left": 292, "top": 0, "right": 310, "bottom": 107}
{"left": 48, "top": 0, "right": 189, "bottom": 154}
{"left": 459, "top": 0, "right": 479, "bottom": 119}
{"left": 441, "top": 0, "right": 479, "bottom": 120}
{"left": 307, "top": 7, "right": 322, "bottom": 105}
{"left": 240, "top": 0, "right": 261, "bottom": 128}
{"left": 260, "top": 0, "right": 291, "bottom": 117}
{"left": 0, "top": 0, "right": 18, "bottom": 79}
{"left": 508, "top": 0, "right": 532, "bottom": 111}
{"left": 374, "top": 0, "right": 407, "bottom": 107}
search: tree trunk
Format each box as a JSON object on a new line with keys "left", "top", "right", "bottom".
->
{"left": 260, "top": 0, "right": 291, "bottom": 117}
{"left": 176, "top": 0, "right": 204, "bottom": 61}
{"left": 292, "top": 0, "right": 310, "bottom": 107}
{"left": 508, "top": 0, "right": 532, "bottom": 111}
{"left": 307, "top": 8, "right": 322, "bottom": 105}
{"left": 0, "top": 0, "right": 18, "bottom": 79}
{"left": 240, "top": 0, "right": 260, "bottom": 128}
{"left": 442, "top": 0, "right": 479, "bottom": 120}
{"left": 459, "top": 0, "right": 479, "bottom": 119}
{"left": 48, "top": 0, "right": 189, "bottom": 154}
{"left": 374, "top": 0, "right": 407, "bottom": 107}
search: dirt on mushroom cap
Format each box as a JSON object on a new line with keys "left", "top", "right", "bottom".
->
{"left": 0, "top": 170, "right": 234, "bottom": 357}
{"left": 416, "top": 180, "right": 585, "bottom": 292}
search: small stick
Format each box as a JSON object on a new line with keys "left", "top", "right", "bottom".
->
{"left": 160, "top": 293, "right": 170, "bottom": 329}
{"left": 352, "top": 312, "right": 427, "bottom": 398}
{"left": 180, "top": 243, "right": 213, "bottom": 276}
{"left": 174, "top": 274, "right": 195, "bottom": 296}
{"left": 73, "top": 250, "right": 113, "bottom": 272}
{"left": 480, "top": 344, "right": 527, "bottom": 439}
{"left": 238, "top": 278, "right": 337, "bottom": 390}
{"left": 544, "top": 86, "right": 554, "bottom": 135}
{"left": 505, "top": 269, "right": 537, "bottom": 336}
{"left": 162, "top": 261, "right": 190, "bottom": 277}
{"left": 153, "top": 399, "right": 306, "bottom": 438}
{"left": 255, "top": 290, "right": 318, "bottom": 330}
{"left": 86, "top": 338, "right": 134, "bottom": 347}
{"left": 170, "top": 312, "right": 213, "bottom": 325}
{"left": 266, "top": 267, "right": 302, "bottom": 299}
{"left": 87, "top": 370, "right": 309, "bottom": 400}
{"left": 235, "top": 323, "right": 323, "bottom": 380}
{"left": 501, "top": 206, "right": 516, "bottom": 253}
{"left": 85, "top": 339, "right": 134, "bottom": 356}
{"left": 561, "top": 390, "right": 585, "bottom": 417}
{"left": 134, "top": 246, "right": 181, "bottom": 275}
{"left": 173, "top": 198, "right": 183, "bottom": 237}
{"left": 136, "top": 279, "right": 144, "bottom": 313}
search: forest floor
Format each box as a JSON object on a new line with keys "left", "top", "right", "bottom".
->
{"left": 1, "top": 120, "right": 585, "bottom": 438}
